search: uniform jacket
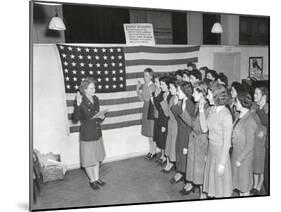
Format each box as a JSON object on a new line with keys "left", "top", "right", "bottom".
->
{"left": 72, "top": 95, "right": 103, "bottom": 141}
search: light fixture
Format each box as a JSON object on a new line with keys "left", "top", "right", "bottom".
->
{"left": 211, "top": 22, "right": 223, "bottom": 34}
{"left": 48, "top": 7, "right": 66, "bottom": 31}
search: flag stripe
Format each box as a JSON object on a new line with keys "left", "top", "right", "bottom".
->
{"left": 125, "top": 57, "right": 198, "bottom": 66}
{"left": 125, "top": 64, "right": 188, "bottom": 74}
{"left": 124, "top": 45, "right": 200, "bottom": 54}
{"left": 67, "top": 107, "right": 142, "bottom": 120}
{"left": 69, "top": 119, "right": 142, "bottom": 133}
{"left": 125, "top": 51, "right": 198, "bottom": 61}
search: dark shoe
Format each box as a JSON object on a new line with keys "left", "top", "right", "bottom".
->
{"left": 145, "top": 153, "right": 152, "bottom": 160}
{"left": 250, "top": 188, "right": 259, "bottom": 195}
{"left": 180, "top": 186, "right": 195, "bottom": 196}
{"left": 89, "top": 181, "right": 100, "bottom": 190}
{"left": 155, "top": 156, "right": 161, "bottom": 163}
{"left": 169, "top": 177, "right": 176, "bottom": 184}
{"left": 160, "top": 158, "right": 167, "bottom": 165}
{"left": 96, "top": 179, "right": 106, "bottom": 186}
{"left": 170, "top": 175, "right": 183, "bottom": 184}
{"left": 169, "top": 176, "right": 182, "bottom": 184}
{"left": 157, "top": 158, "right": 166, "bottom": 166}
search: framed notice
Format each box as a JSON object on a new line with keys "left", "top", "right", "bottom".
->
{"left": 123, "top": 23, "right": 155, "bottom": 46}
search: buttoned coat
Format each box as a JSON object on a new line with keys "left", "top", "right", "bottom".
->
{"left": 72, "top": 95, "right": 103, "bottom": 141}
{"left": 231, "top": 111, "right": 257, "bottom": 192}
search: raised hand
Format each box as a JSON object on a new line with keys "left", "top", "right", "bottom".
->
{"left": 199, "top": 96, "right": 206, "bottom": 112}
{"left": 76, "top": 91, "right": 82, "bottom": 106}
{"left": 174, "top": 96, "right": 179, "bottom": 105}
{"left": 163, "top": 91, "right": 169, "bottom": 101}
{"left": 136, "top": 80, "right": 142, "bottom": 90}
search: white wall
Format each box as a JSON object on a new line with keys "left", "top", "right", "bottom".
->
{"left": 198, "top": 45, "right": 269, "bottom": 79}
{"left": 33, "top": 44, "right": 268, "bottom": 170}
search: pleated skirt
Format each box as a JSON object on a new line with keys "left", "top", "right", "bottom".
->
{"left": 80, "top": 137, "right": 106, "bottom": 168}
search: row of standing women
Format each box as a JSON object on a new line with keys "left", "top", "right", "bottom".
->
{"left": 136, "top": 67, "right": 269, "bottom": 198}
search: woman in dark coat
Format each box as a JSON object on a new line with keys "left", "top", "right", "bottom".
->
{"left": 170, "top": 81, "right": 195, "bottom": 184}
{"left": 72, "top": 77, "right": 106, "bottom": 190}
{"left": 232, "top": 91, "right": 257, "bottom": 196}
{"left": 251, "top": 86, "right": 269, "bottom": 195}
{"left": 161, "top": 79, "right": 178, "bottom": 172}
{"left": 152, "top": 76, "right": 170, "bottom": 164}
{"left": 180, "top": 83, "right": 209, "bottom": 198}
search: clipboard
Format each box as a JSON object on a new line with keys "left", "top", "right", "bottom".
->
{"left": 91, "top": 109, "right": 109, "bottom": 119}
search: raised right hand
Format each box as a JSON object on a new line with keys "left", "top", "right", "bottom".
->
{"left": 174, "top": 96, "right": 179, "bottom": 105}
{"left": 136, "top": 81, "right": 142, "bottom": 90}
{"left": 199, "top": 97, "right": 206, "bottom": 112}
{"left": 76, "top": 91, "right": 82, "bottom": 106}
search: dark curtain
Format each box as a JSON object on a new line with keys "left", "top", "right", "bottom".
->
{"left": 172, "top": 12, "right": 187, "bottom": 44}
{"left": 63, "top": 5, "right": 130, "bottom": 43}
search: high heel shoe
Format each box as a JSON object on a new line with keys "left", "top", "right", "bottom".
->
{"left": 161, "top": 165, "right": 174, "bottom": 173}
{"left": 169, "top": 175, "right": 183, "bottom": 184}
{"left": 96, "top": 179, "right": 106, "bottom": 186}
{"left": 145, "top": 153, "right": 156, "bottom": 160}
{"left": 180, "top": 186, "right": 195, "bottom": 196}
{"left": 250, "top": 188, "right": 259, "bottom": 195}
{"left": 89, "top": 181, "right": 100, "bottom": 190}
{"left": 157, "top": 158, "right": 167, "bottom": 166}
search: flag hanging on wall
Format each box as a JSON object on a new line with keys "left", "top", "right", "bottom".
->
{"left": 56, "top": 44, "right": 200, "bottom": 133}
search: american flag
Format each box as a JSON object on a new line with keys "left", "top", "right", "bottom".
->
{"left": 56, "top": 44, "right": 200, "bottom": 133}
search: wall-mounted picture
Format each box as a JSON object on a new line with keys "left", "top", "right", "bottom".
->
{"left": 249, "top": 57, "right": 263, "bottom": 80}
{"left": 30, "top": 0, "right": 270, "bottom": 211}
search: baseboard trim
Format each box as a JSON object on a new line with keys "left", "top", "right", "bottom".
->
{"left": 66, "top": 150, "right": 148, "bottom": 170}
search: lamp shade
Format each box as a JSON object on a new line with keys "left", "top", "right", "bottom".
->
{"left": 211, "top": 22, "right": 223, "bottom": 33}
{"left": 48, "top": 16, "right": 66, "bottom": 31}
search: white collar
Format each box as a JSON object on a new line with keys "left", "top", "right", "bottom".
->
{"left": 147, "top": 81, "right": 153, "bottom": 86}
{"left": 215, "top": 105, "right": 224, "bottom": 113}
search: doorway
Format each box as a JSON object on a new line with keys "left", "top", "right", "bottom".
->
{"left": 213, "top": 52, "right": 241, "bottom": 84}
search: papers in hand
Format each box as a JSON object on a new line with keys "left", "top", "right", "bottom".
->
{"left": 91, "top": 109, "right": 109, "bottom": 119}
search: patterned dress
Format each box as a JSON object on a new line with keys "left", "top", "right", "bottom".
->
{"left": 203, "top": 106, "right": 233, "bottom": 197}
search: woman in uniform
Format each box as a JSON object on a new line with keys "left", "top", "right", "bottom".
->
{"left": 72, "top": 77, "right": 106, "bottom": 190}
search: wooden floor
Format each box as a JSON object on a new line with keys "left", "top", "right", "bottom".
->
{"left": 32, "top": 155, "right": 264, "bottom": 211}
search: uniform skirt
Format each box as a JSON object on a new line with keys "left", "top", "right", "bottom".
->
{"left": 80, "top": 137, "right": 106, "bottom": 168}
{"left": 141, "top": 101, "right": 154, "bottom": 137}
{"left": 203, "top": 142, "right": 232, "bottom": 197}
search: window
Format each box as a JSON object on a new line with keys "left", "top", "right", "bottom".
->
{"left": 203, "top": 13, "right": 221, "bottom": 45}
{"left": 63, "top": 5, "right": 130, "bottom": 43}
{"left": 239, "top": 16, "right": 269, "bottom": 45}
